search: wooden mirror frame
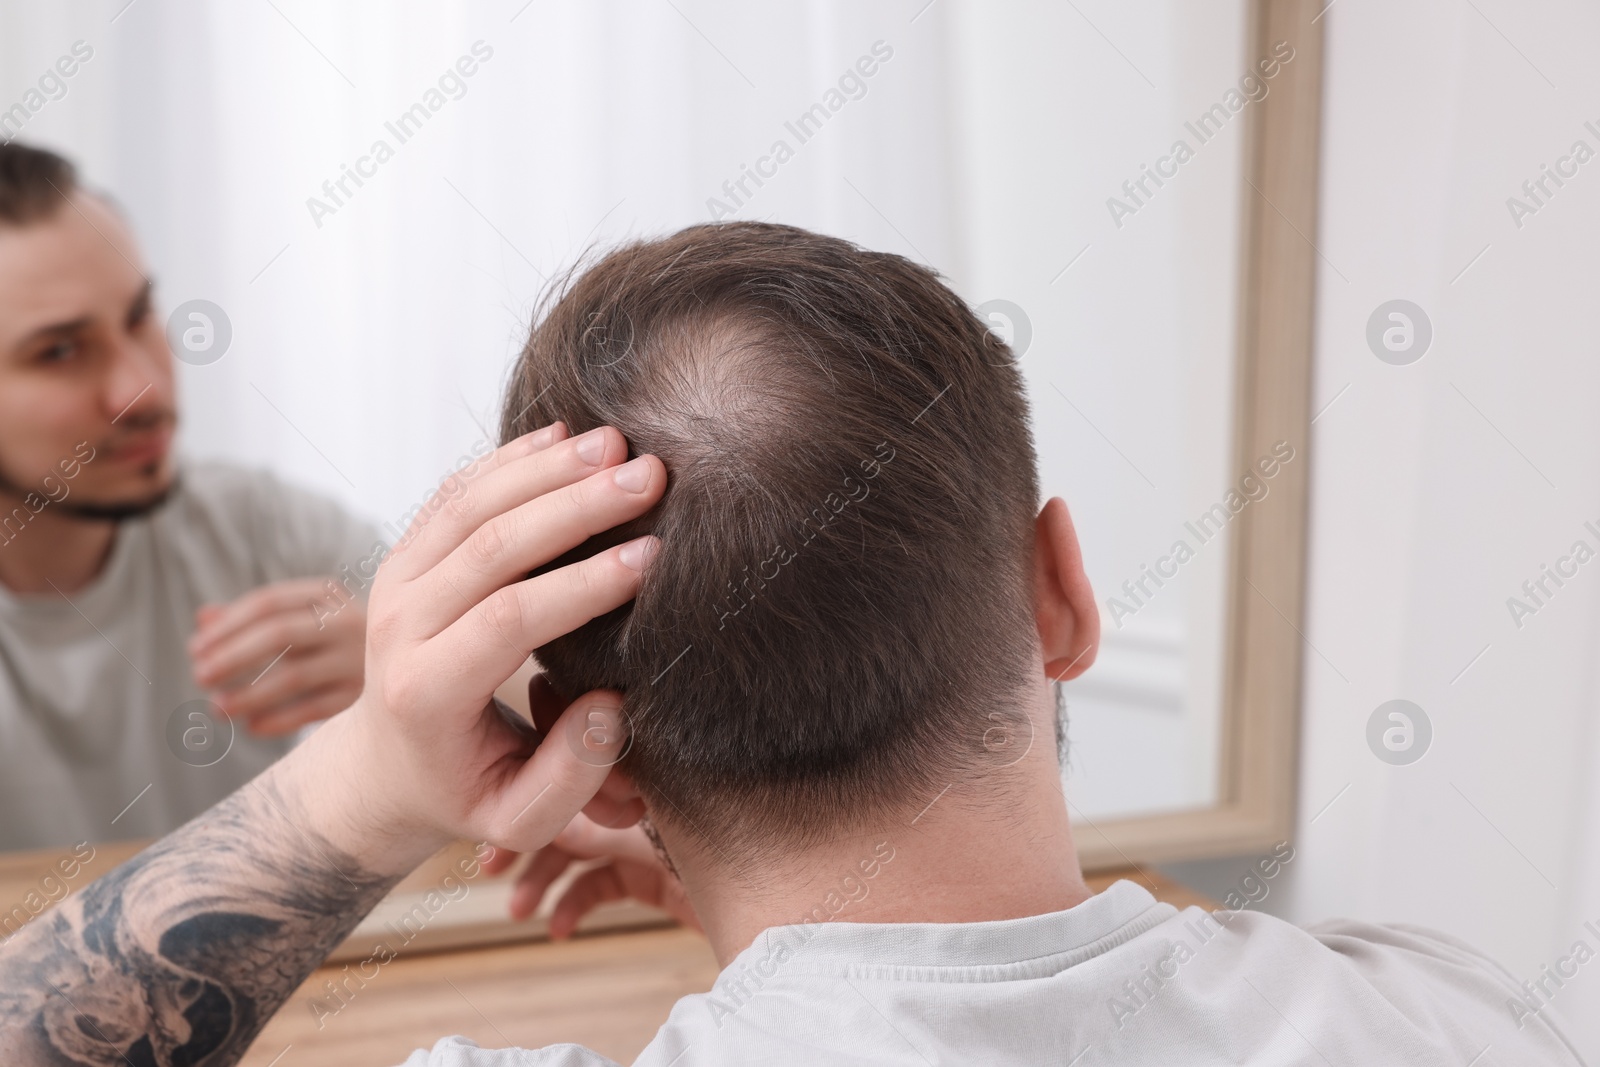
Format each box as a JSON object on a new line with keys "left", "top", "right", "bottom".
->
{"left": 1074, "top": 0, "right": 1324, "bottom": 870}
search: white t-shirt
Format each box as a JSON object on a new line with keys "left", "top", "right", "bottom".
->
{"left": 396, "top": 881, "right": 1584, "bottom": 1066}
{"left": 0, "top": 462, "right": 380, "bottom": 852}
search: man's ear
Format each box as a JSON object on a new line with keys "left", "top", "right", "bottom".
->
{"left": 1034, "top": 497, "right": 1099, "bottom": 682}
{"left": 583, "top": 765, "right": 647, "bottom": 828}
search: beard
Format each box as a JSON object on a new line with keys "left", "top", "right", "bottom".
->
{"left": 52, "top": 472, "right": 178, "bottom": 522}
{"left": 0, "top": 406, "right": 181, "bottom": 524}
{"left": 0, "top": 459, "right": 178, "bottom": 523}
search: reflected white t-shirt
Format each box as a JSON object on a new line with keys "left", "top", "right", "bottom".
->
{"left": 396, "top": 881, "right": 1583, "bottom": 1066}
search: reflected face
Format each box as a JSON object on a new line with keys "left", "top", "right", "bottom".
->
{"left": 0, "top": 193, "right": 178, "bottom": 518}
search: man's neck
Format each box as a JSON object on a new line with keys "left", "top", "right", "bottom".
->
{"left": 675, "top": 746, "right": 1092, "bottom": 966}
{"left": 0, "top": 497, "right": 117, "bottom": 595}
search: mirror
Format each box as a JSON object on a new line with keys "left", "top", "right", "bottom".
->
{"left": 0, "top": 0, "right": 1317, "bottom": 922}
{"left": 952, "top": 2, "right": 1258, "bottom": 822}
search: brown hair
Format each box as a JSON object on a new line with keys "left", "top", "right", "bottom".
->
{"left": 0, "top": 142, "right": 76, "bottom": 225}
{"left": 502, "top": 221, "right": 1042, "bottom": 859}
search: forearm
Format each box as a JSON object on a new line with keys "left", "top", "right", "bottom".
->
{"left": 0, "top": 718, "right": 427, "bottom": 1066}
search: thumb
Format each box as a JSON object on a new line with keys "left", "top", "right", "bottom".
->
{"left": 482, "top": 690, "right": 629, "bottom": 853}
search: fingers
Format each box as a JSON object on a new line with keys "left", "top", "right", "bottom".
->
{"left": 411, "top": 452, "right": 666, "bottom": 637}
{"left": 476, "top": 690, "right": 632, "bottom": 854}
{"left": 479, "top": 845, "right": 521, "bottom": 877}
{"left": 508, "top": 844, "right": 580, "bottom": 921}
{"left": 548, "top": 865, "right": 629, "bottom": 940}
{"left": 421, "top": 536, "right": 660, "bottom": 705}
{"left": 555, "top": 817, "right": 662, "bottom": 867}
{"left": 215, "top": 649, "right": 356, "bottom": 718}
{"left": 188, "top": 578, "right": 329, "bottom": 665}
{"left": 241, "top": 684, "right": 360, "bottom": 737}
{"left": 506, "top": 819, "right": 678, "bottom": 925}
{"left": 545, "top": 858, "right": 700, "bottom": 938}
{"left": 384, "top": 423, "right": 629, "bottom": 583}
{"left": 192, "top": 605, "right": 338, "bottom": 689}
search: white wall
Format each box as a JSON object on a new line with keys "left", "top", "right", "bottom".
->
{"left": 1169, "top": 0, "right": 1600, "bottom": 1056}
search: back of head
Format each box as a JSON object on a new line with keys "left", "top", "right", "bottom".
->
{"left": 0, "top": 141, "right": 76, "bottom": 226}
{"left": 503, "top": 221, "right": 1041, "bottom": 860}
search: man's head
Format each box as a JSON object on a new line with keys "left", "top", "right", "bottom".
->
{"left": 504, "top": 222, "right": 1096, "bottom": 862}
{"left": 0, "top": 142, "right": 177, "bottom": 521}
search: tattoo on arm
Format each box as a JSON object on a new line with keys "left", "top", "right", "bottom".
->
{"left": 0, "top": 772, "right": 399, "bottom": 1066}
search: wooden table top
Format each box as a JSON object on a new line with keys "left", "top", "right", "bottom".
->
{"left": 238, "top": 868, "right": 1213, "bottom": 1067}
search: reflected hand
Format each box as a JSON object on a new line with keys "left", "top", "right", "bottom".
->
{"left": 482, "top": 816, "right": 700, "bottom": 939}
{"left": 188, "top": 577, "right": 368, "bottom": 736}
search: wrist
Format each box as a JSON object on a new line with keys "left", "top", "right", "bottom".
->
{"left": 277, "top": 708, "right": 452, "bottom": 878}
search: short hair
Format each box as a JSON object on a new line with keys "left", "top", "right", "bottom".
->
{"left": 503, "top": 221, "right": 1041, "bottom": 859}
{"left": 0, "top": 142, "right": 76, "bottom": 226}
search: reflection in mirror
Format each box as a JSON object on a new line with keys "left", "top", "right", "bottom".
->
{"left": 0, "top": 0, "right": 1286, "bottom": 875}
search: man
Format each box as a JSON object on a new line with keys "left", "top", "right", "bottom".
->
{"left": 0, "top": 223, "right": 1583, "bottom": 1065}
{"left": 0, "top": 142, "right": 378, "bottom": 851}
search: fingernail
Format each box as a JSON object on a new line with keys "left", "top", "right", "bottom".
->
{"left": 618, "top": 535, "right": 659, "bottom": 571}
{"left": 526, "top": 424, "right": 560, "bottom": 450}
{"left": 612, "top": 457, "right": 651, "bottom": 493}
{"left": 574, "top": 428, "right": 607, "bottom": 465}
